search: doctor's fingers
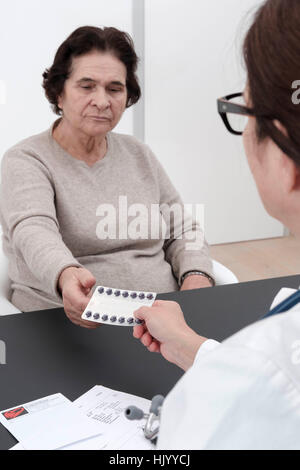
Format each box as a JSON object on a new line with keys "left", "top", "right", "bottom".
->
{"left": 148, "top": 340, "right": 160, "bottom": 353}
{"left": 140, "top": 331, "right": 154, "bottom": 348}
{"left": 133, "top": 324, "right": 160, "bottom": 352}
{"left": 132, "top": 321, "right": 154, "bottom": 346}
{"left": 132, "top": 323, "right": 146, "bottom": 339}
{"left": 133, "top": 305, "right": 154, "bottom": 322}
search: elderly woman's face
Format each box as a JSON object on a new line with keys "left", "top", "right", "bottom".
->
{"left": 57, "top": 50, "right": 128, "bottom": 137}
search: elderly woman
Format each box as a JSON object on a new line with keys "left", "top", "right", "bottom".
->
{"left": 0, "top": 26, "right": 213, "bottom": 326}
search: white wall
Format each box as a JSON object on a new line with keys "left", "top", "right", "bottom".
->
{"left": 0, "top": 0, "right": 133, "bottom": 159}
{"left": 144, "top": 0, "right": 284, "bottom": 244}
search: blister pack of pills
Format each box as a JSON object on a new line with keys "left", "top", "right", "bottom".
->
{"left": 81, "top": 286, "right": 157, "bottom": 326}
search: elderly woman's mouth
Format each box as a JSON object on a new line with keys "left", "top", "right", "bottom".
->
{"left": 88, "top": 116, "right": 111, "bottom": 121}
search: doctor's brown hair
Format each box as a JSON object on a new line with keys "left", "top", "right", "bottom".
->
{"left": 42, "top": 26, "right": 141, "bottom": 115}
{"left": 243, "top": 0, "right": 300, "bottom": 165}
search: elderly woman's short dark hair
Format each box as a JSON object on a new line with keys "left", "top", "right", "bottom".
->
{"left": 43, "top": 26, "right": 141, "bottom": 114}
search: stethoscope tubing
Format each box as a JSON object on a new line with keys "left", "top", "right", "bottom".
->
{"left": 263, "top": 290, "right": 300, "bottom": 319}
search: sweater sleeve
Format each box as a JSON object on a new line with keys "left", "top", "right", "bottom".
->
{"left": 0, "top": 148, "right": 82, "bottom": 299}
{"left": 148, "top": 147, "right": 214, "bottom": 284}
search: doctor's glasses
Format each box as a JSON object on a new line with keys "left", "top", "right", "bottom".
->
{"left": 217, "top": 92, "right": 254, "bottom": 135}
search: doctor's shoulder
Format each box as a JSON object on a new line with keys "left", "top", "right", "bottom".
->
{"left": 223, "top": 306, "right": 300, "bottom": 388}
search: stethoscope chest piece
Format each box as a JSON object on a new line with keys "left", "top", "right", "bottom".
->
{"left": 125, "top": 394, "right": 165, "bottom": 443}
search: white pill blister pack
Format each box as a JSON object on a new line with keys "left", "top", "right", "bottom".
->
{"left": 81, "top": 286, "right": 157, "bottom": 326}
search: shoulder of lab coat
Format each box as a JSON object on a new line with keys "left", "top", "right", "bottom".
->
{"left": 157, "top": 297, "right": 300, "bottom": 450}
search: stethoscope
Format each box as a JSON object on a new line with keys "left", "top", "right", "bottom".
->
{"left": 125, "top": 394, "right": 164, "bottom": 443}
{"left": 125, "top": 289, "right": 300, "bottom": 442}
{"left": 262, "top": 289, "right": 300, "bottom": 319}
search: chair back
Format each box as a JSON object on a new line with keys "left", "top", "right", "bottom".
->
{"left": 212, "top": 259, "right": 238, "bottom": 286}
{"left": 0, "top": 233, "right": 11, "bottom": 300}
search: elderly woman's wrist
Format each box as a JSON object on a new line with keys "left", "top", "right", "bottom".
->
{"left": 180, "top": 271, "right": 215, "bottom": 287}
{"left": 58, "top": 266, "right": 79, "bottom": 293}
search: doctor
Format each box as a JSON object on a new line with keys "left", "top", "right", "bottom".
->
{"left": 133, "top": 0, "right": 300, "bottom": 450}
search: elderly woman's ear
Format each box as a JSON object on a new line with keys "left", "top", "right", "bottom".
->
{"left": 57, "top": 96, "right": 62, "bottom": 112}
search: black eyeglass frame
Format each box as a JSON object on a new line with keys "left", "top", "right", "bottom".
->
{"left": 217, "top": 92, "right": 254, "bottom": 135}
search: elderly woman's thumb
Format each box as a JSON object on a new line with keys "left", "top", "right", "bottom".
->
{"left": 78, "top": 268, "right": 96, "bottom": 289}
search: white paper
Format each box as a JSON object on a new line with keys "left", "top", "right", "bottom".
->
{"left": 9, "top": 443, "right": 25, "bottom": 450}
{"left": 68, "top": 385, "right": 154, "bottom": 450}
{"left": 1, "top": 393, "right": 103, "bottom": 450}
{"left": 7, "top": 387, "right": 155, "bottom": 450}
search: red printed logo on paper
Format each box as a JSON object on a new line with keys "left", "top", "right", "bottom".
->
{"left": 2, "top": 406, "right": 28, "bottom": 420}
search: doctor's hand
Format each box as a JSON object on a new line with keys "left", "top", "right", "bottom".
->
{"left": 133, "top": 300, "right": 207, "bottom": 371}
{"left": 58, "top": 266, "right": 99, "bottom": 329}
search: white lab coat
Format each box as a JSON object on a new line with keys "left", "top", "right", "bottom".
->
{"left": 157, "top": 288, "right": 300, "bottom": 450}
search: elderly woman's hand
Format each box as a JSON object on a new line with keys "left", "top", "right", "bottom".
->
{"left": 58, "top": 266, "right": 99, "bottom": 329}
{"left": 132, "top": 300, "right": 207, "bottom": 371}
{"left": 180, "top": 274, "right": 213, "bottom": 291}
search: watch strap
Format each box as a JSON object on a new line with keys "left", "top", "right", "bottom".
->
{"left": 180, "top": 270, "right": 215, "bottom": 287}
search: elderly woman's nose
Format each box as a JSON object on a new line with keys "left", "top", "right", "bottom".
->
{"left": 91, "top": 87, "right": 110, "bottom": 109}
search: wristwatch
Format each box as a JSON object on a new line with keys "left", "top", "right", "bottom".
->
{"left": 180, "top": 270, "right": 215, "bottom": 287}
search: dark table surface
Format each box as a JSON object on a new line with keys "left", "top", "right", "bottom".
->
{"left": 1, "top": 274, "right": 300, "bottom": 450}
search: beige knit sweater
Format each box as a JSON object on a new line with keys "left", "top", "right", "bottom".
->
{"left": 0, "top": 121, "right": 213, "bottom": 312}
